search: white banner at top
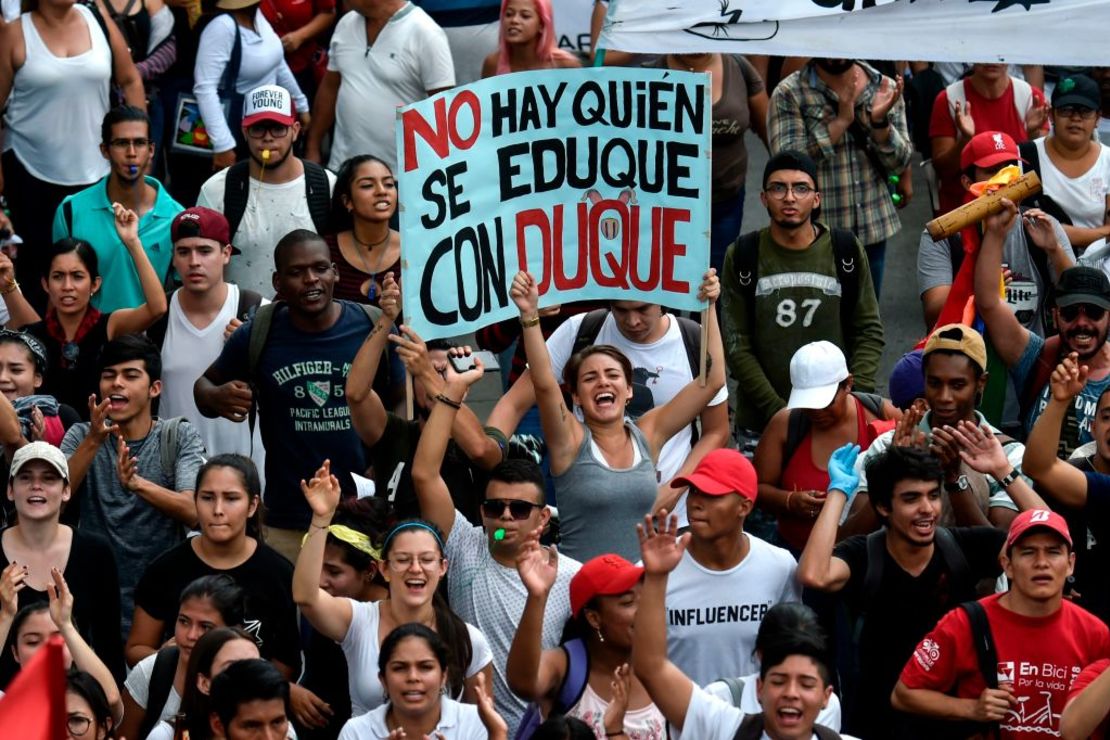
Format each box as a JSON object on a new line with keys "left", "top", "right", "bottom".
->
{"left": 599, "top": 0, "right": 1110, "bottom": 66}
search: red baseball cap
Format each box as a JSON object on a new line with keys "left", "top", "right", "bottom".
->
{"left": 960, "top": 131, "right": 1025, "bottom": 171}
{"left": 570, "top": 554, "right": 644, "bottom": 616}
{"left": 669, "top": 448, "right": 757, "bottom": 501}
{"left": 1006, "top": 509, "right": 1073, "bottom": 550}
{"left": 241, "top": 85, "right": 296, "bottom": 128}
{"left": 172, "top": 207, "right": 229, "bottom": 245}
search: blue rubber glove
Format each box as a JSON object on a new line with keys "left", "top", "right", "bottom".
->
{"left": 828, "top": 443, "right": 861, "bottom": 502}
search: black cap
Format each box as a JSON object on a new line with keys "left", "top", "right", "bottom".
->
{"left": 1056, "top": 266, "right": 1110, "bottom": 310}
{"left": 763, "top": 150, "right": 819, "bottom": 190}
{"left": 1052, "top": 74, "right": 1100, "bottom": 111}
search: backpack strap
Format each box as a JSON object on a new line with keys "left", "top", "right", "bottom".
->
{"left": 934, "top": 527, "right": 975, "bottom": 599}
{"left": 829, "top": 227, "right": 861, "bottom": 345}
{"left": 62, "top": 200, "right": 75, "bottom": 236}
{"left": 223, "top": 161, "right": 252, "bottom": 242}
{"left": 960, "top": 600, "right": 1000, "bottom": 690}
{"left": 851, "top": 391, "right": 886, "bottom": 419}
{"left": 137, "top": 646, "right": 180, "bottom": 740}
{"left": 783, "top": 409, "right": 811, "bottom": 467}
{"left": 731, "top": 713, "right": 766, "bottom": 740}
{"left": 303, "top": 161, "right": 332, "bottom": 235}
{"left": 813, "top": 725, "right": 844, "bottom": 740}
{"left": 718, "top": 676, "right": 746, "bottom": 708}
{"left": 158, "top": 417, "right": 184, "bottom": 482}
{"left": 734, "top": 231, "right": 761, "bottom": 330}
{"left": 145, "top": 289, "right": 177, "bottom": 351}
{"left": 553, "top": 638, "right": 590, "bottom": 714}
{"left": 247, "top": 302, "right": 278, "bottom": 382}
{"left": 947, "top": 231, "right": 966, "bottom": 277}
{"left": 862, "top": 529, "right": 887, "bottom": 606}
{"left": 572, "top": 309, "right": 610, "bottom": 357}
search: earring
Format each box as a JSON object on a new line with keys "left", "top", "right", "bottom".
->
{"left": 597, "top": 628, "right": 604, "bottom": 643}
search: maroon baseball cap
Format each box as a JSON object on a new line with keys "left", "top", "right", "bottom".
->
{"left": 960, "top": 131, "right": 1025, "bottom": 171}
{"left": 171, "top": 207, "right": 239, "bottom": 254}
{"left": 570, "top": 554, "right": 644, "bottom": 616}
{"left": 1006, "top": 509, "right": 1073, "bottom": 550}
{"left": 669, "top": 448, "right": 757, "bottom": 501}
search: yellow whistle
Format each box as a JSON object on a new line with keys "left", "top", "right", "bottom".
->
{"left": 261, "top": 149, "right": 271, "bottom": 162}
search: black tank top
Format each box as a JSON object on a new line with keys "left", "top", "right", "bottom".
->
{"left": 107, "top": 0, "right": 152, "bottom": 62}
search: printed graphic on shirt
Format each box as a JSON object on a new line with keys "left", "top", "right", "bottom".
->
{"left": 914, "top": 638, "right": 941, "bottom": 671}
{"left": 668, "top": 601, "right": 772, "bottom": 627}
{"left": 999, "top": 659, "right": 1084, "bottom": 736}
{"left": 272, "top": 360, "right": 353, "bottom": 432}
{"left": 1028, "top": 374, "right": 1110, "bottom": 453}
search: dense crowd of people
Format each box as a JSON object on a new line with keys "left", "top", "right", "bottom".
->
{"left": 1, "top": 0, "right": 1110, "bottom": 738}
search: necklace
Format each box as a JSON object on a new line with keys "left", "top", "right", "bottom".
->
{"left": 350, "top": 227, "right": 392, "bottom": 300}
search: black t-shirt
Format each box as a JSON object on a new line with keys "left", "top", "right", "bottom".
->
{"left": 132, "top": 539, "right": 301, "bottom": 672}
{"left": 297, "top": 622, "right": 351, "bottom": 740}
{"left": 23, "top": 315, "right": 111, "bottom": 422}
{"left": 1081, "top": 470, "right": 1110, "bottom": 623}
{"left": 366, "top": 414, "right": 488, "bottom": 525}
{"left": 833, "top": 526, "right": 1006, "bottom": 739}
{"left": 0, "top": 528, "right": 123, "bottom": 688}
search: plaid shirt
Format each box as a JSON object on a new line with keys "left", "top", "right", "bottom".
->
{"left": 768, "top": 61, "right": 913, "bottom": 246}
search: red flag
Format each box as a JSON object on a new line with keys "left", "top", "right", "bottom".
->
{"left": 0, "top": 634, "right": 67, "bottom": 739}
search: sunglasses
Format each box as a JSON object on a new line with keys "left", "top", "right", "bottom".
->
{"left": 1060, "top": 303, "right": 1107, "bottom": 322}
{"left": 481, "top": 498, "right": 543, "bottom": 520}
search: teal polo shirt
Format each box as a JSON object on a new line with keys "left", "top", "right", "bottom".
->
{"left": 51, "top": 176, "right": 184, "bottom": 313}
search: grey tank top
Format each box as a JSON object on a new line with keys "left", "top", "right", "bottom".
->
{"left": 553, "top": 422, "right": 658, "bottom": 563}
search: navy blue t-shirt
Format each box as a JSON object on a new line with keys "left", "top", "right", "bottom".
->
{"left": 213, "top": 301, "right": 372, "bottom": 528}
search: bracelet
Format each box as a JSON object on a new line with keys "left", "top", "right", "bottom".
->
{"left": 0, "top": 279, "right": 18, "bottom": 296}
{"left": 785, "top": 490, "right": 795, "bottom": 514}
{"left": 434, "top": 393, "right": 462, "bottom": 410}
{"left": 520, "top": 314, "right": 540, "bottom": 328}
{"left": 870, "top": 116, "right": 890, "bottom": 129}
{"left": 998, "top": 468, "right": 1019, "bottom": 488}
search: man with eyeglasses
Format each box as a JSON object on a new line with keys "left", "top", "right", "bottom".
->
{"left": 51, "top": 105, "right": 183, "bottom": 314}
{"left": 919, "top": 131, "right": 1074, "bottom": 334}
{"left": 408, "top": 346, "right": 580, "bottom": 735}
{"left": 721, "top": 150, "right": 884, "bottom": 459}
{"left": 197, "top": 85, "right": 336, "bottom": 298}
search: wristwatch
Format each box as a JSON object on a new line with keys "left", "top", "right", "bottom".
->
{"left": 944, "top": 475, "right": 970, "bottom": 493}
{"left": 998, "top": 468, "right": 1020, "bottom": 488}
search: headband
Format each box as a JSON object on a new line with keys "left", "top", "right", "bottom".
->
{"left": 327, "top": 524, "right": 381, "bottom": 559}
{"left": 382, "top": 522, "right": 445, "bottom": 554}
{"left": 0, "top": 330, "right": 47, "bottom": 375}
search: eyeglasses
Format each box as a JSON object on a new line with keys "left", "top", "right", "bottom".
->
{"left": 481, "top": 498, "right": 544, "bottom": 520}
{"left": 1060, "top": 303, "right": 1107, "bottom": 322}
{"left": 247, "top": 123, "right": 290, "bottom": 139}
{"left": 67, "top": 714, "right": 93, "bottom": 737}
{"left": 109, "top": 137, "right": 151, "bottom": 150}
{"left": 764, "top": 182, "right": 815, "bottom": 199}
{"left": 1055, "top": 105, "right": 1098, "bottom": 120}
{"left": 386, "top": 554, "right": 442, "bottom": 571}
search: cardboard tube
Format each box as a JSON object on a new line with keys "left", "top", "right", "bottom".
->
{"left": 925, "top": 171, "right": 1042, "bottom": 241}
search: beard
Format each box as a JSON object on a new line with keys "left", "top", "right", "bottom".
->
{"left": 251, "top": 145, "right": 292, "bottom": 168}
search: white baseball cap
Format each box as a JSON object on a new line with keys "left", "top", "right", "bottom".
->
{"left": 10, "top": 441, "right": 69, "bottom": 481}
{"left": 242, "top": 85, "right": 295, "bottom": 128}
{"left": 786, "top": 341, "right": 850, "bottom": 410}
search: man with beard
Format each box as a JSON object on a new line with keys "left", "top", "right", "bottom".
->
{"left": 768, "top": 58, "right": 912, "bottom": 295}
{"left": 53, "top": 106, "right": 183, "bottom": 313}
{"left": 974, "top": 199, "right": 1110, "bottom": 455}
{"left": 721, "top": 150, "right": 884, "bottom": 451}
{"left": 194, "top": 230, "right": 372, "bottom": 562}
{"left": 197, "top": 85, "right": 336, "bottom": 298}
{"left": 800, "top": 438, "right": 1043, "bottom": 740}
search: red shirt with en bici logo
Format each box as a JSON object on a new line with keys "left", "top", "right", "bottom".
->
{"left": 899, "top": 593, "right": 1110, "bottom": 739}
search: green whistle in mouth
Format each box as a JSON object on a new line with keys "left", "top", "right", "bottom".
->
{"left": 494, "top": 528, "right": 506, "bottom": 541}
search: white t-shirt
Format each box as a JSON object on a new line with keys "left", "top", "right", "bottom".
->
{"left": 124, "top": 652, "right": 182, "bottom": 725}
{"left": 148, "top": 719, "right": 298, "bottom": 739}
{"left": 340, "top": 598, "right": 493, "bottom": 716}
{"left": 664, "top": 537, "right": 801, "bottom": 686}
{"left": 327, "top": 3, "right": 455, "bottom": 172}
{"left": 682, "top": 684, "right": 857, "bottom": 740}
{"left": 1034, "top": 137, "right": 1110, "bottom": 229}
{"left": 339, "top": 696, "right": 487, "bottom": 739}
{"left": 545, "top": 312, "right": 729, "bottom": 485}
{"left": 159, "top": 286, "right": 266, "bottom": 474}
{"left": 196, "top": 166, "right": 338, "bottom": 297}
{"left": 444, "top": 509, "right": 581, "bottom": 736}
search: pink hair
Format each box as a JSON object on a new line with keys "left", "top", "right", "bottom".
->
{"left": 495, "top": 0, "right": 577, "bottom": 75}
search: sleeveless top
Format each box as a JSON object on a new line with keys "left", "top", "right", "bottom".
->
{"left": 778, "top": 396, "right": 869, "bottom": 552}
{"left": 324, "top": 233, "right": 401, "bottom": 307}
{"left": 553, "top": 422, "right": 657, "bottom": 562}
{"left": 107, "top": 0, "right": 152, "bottom": 63}
{"left": 569, "top": 682, "right": 666, "bottom": 740}
{"left": 3, "top": 5, "right": 112, "bottom": 185}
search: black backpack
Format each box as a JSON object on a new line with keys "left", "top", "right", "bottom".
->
{"left": 782, "top": 391, "right": 886, "bottom": 464}
{"left": 136, "top": 646, "right": 180, "bottom": 740}
{"left": 732, "top": 713, "right": 841, "bottom": 740}
{"left": 733, "top": 228, "right": 863, "bottom": 346}
{"left": 222, "top": 160, "right": 331, "bottom": 243}
{"left": 146, "top": 287, "right": 264, "bottom": 351}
